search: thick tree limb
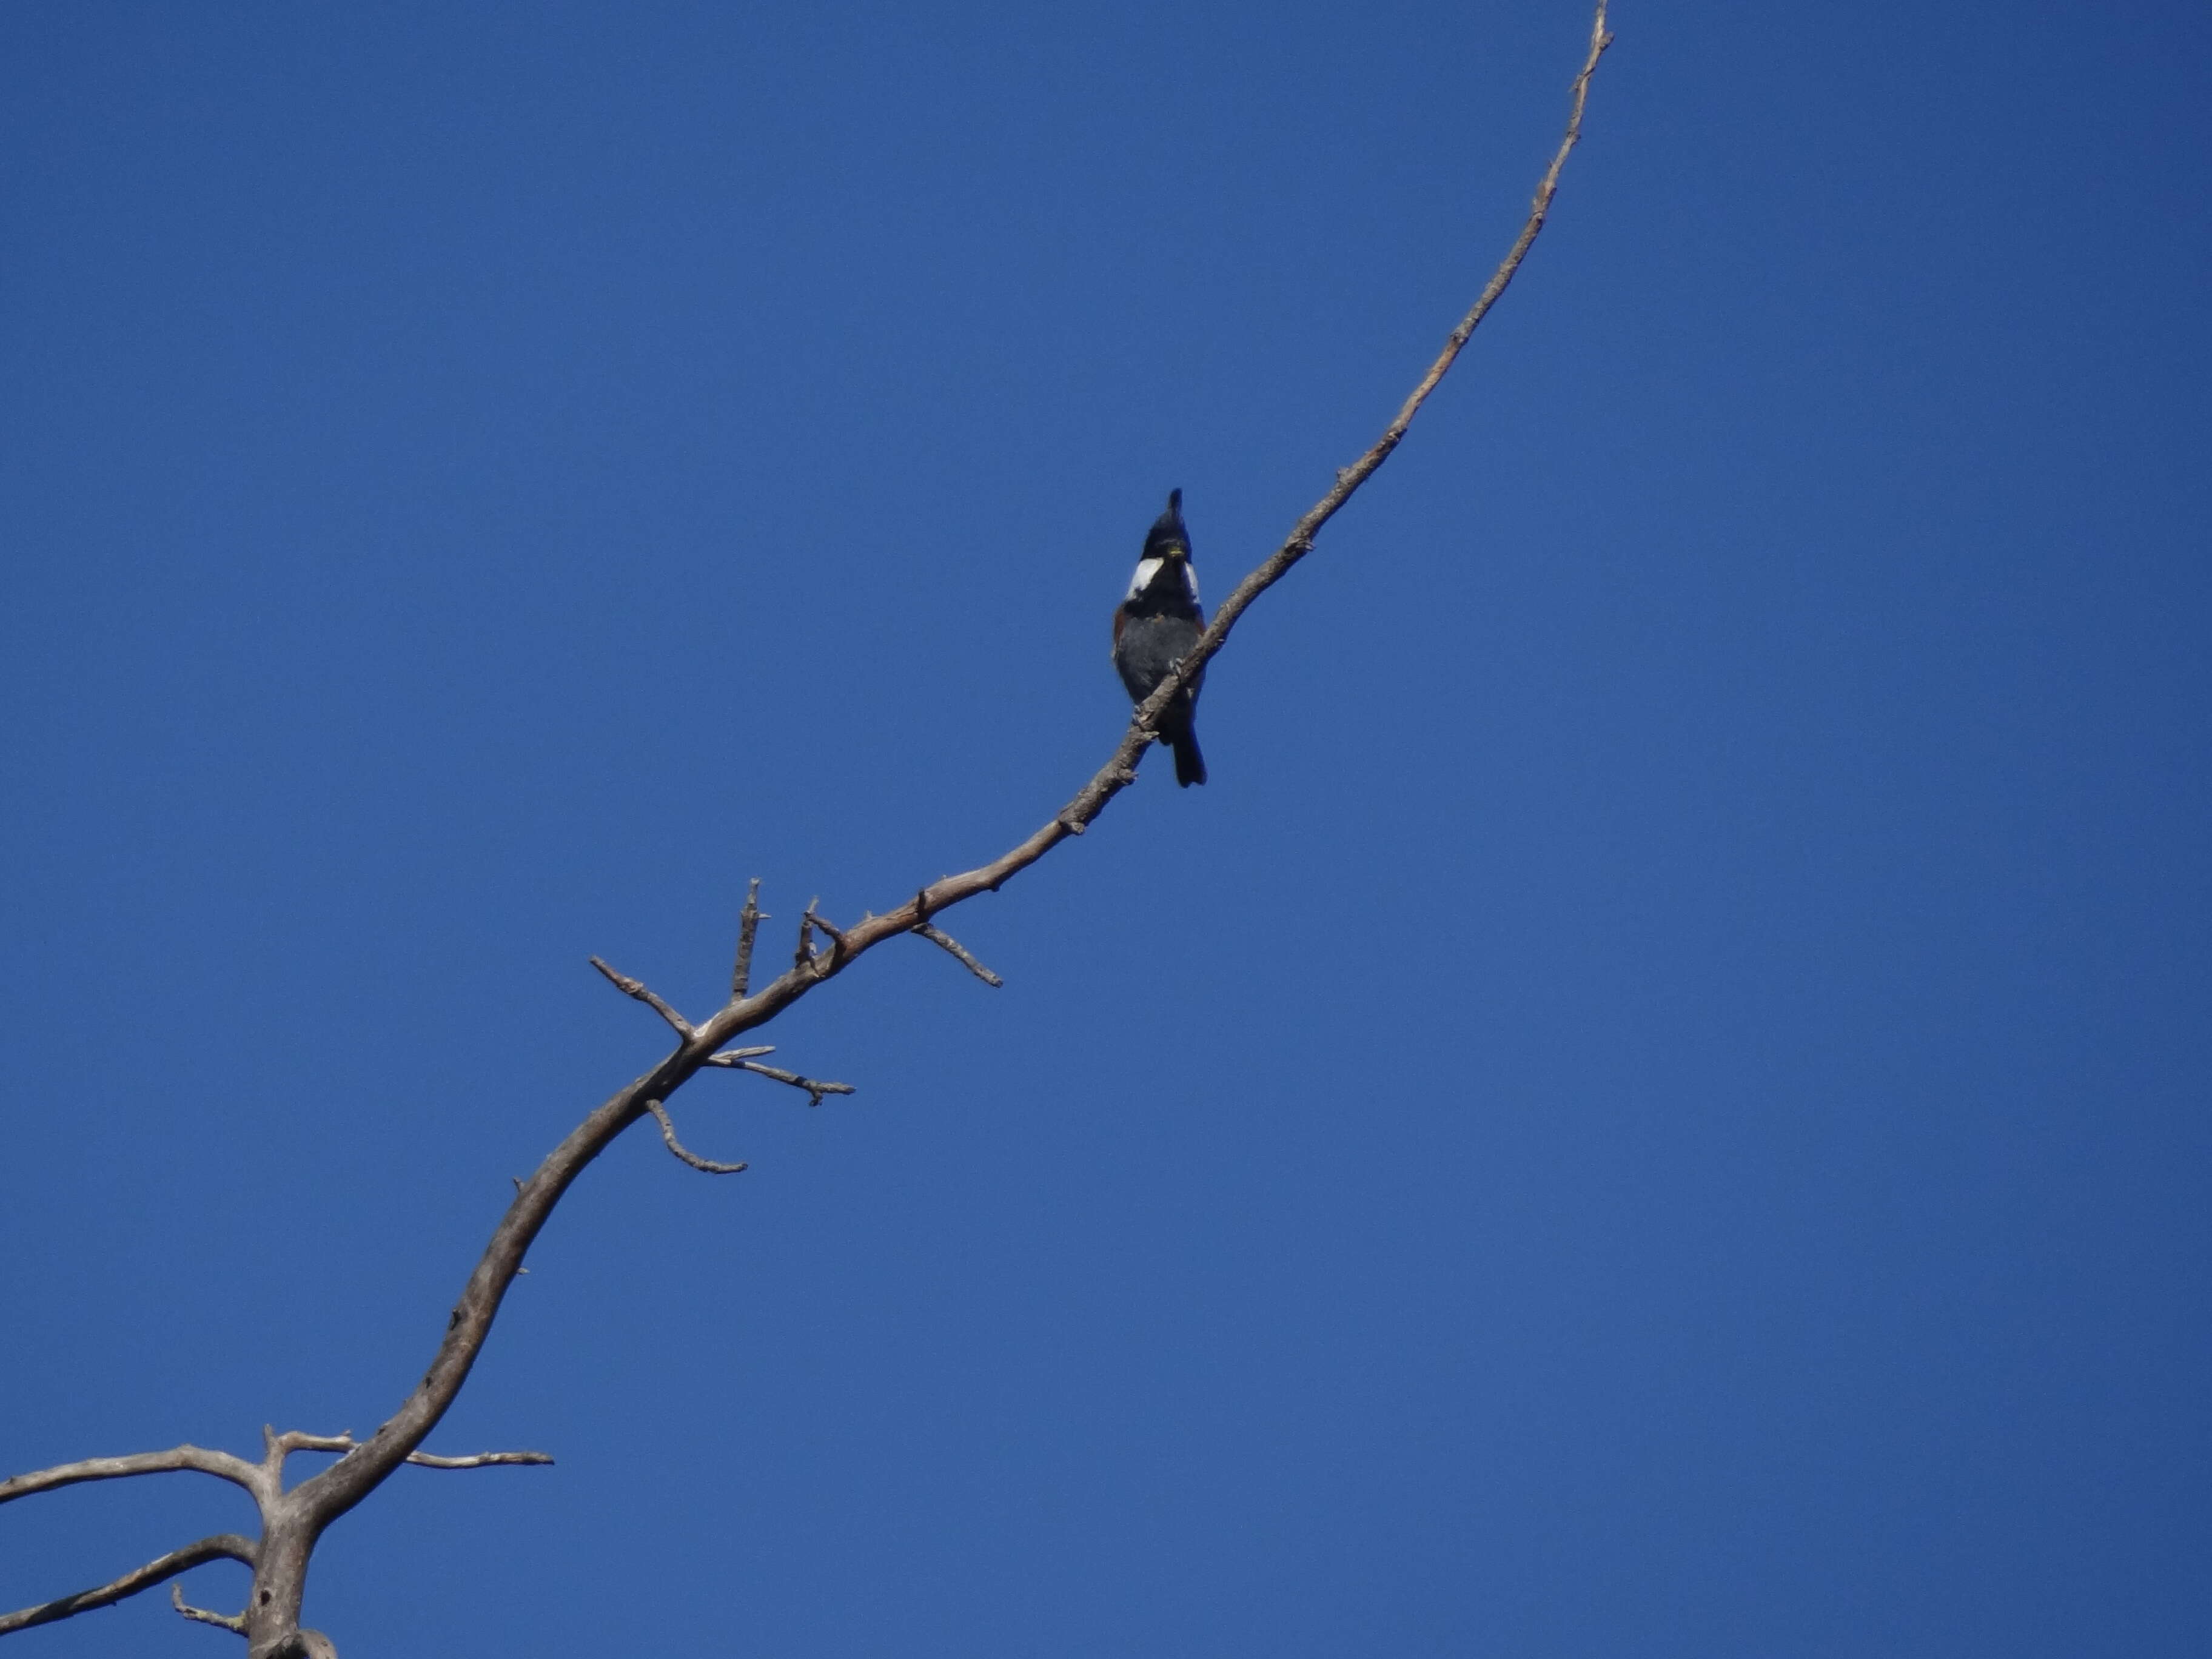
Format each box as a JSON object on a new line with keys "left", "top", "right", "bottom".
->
{"left": 0, "top": 1535, "right": 255, "bottom": 1636}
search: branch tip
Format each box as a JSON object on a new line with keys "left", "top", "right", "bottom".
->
{"left": 646, "top": 1098, "right": 749, "bottom": 1175}
{"left": 703, "top": 1044, "right": 776, "bottom": 1066}
{"left": 404, "top": 1449, "right": 555, "bottom": 1469}
{"left": 732, "top": 1059, "right": 856, "bottom": 1108}
{"left": 914, "top": 922, "right": 1004, "bottom": 988}
{"left": 731, "top": 877, "right": 765, "bottom": 997}
{"left": 589, "top": 956, "right": 694, "bottom": 1037}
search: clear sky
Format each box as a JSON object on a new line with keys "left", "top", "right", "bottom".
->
{"left": 4, "top": 2, "right": 2208, "bottom": 1654}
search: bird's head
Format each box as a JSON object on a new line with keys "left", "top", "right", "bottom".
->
{"left": 1142, "top": 487, "right": 1191, "bottom": 563}
{"left": 1124, "top": 488, "right": 1202, "bottom": 611}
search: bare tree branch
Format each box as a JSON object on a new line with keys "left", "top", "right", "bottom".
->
{"left": 727, "top": 1059, "right": 856, "bottom": 1108}
{"left": 399, "top": 1450, "right": 555, "bottom": 1470}
{"left": 283, "top": 12, "right": 1610, "bottom": 1578}
{"left": 646, "top": 1098, "right": 749, "bottom": 1174}
{"left": 588, "top": 956, "right": 694, "bottom": 1037}
{"left": 730, "top": 878, "right": 765, "bottom": 997}
{"left": 913, "top": 922, "right": 1004, "bottom": 988}
{"left": 0, "top": 17, "right": 1610, "bottom": 1651}
{"left": 701, "top": 1045, "right": 777, "bottom": 1065}
{"left": 260, "top": 1430, "right": 552, "bottom": 1471}
{"left": 0, "top": 1446, "right": 263, "bottom": 1508}
{"left": 170, "top": 1582, "right": 248, "bottom": 1635}
{"left": 805, "top": 905, "right": 851, "bottom": 970}
{"left": 0, "top": 1536, "right": 255, "bottom": 1637}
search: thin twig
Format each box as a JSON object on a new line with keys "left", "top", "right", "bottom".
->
{"left": 913, "top": 922, "right": 1004, "bottom": 987}
{"left": 806, "top": 905, "right": 850, "bottom": 968}
{"left": 260, "top": 1430, "right": 552, "bottom": 1470}
{"left": 701, "top": 1045, "right": 777, "bottom": 1067}
{"left": 589, "top": 957, "right": 694, "bottom": 1037}
{"left": 646, "top": 1098, "right": 749, "bottom": 1173}
{"left": 170, "top": 1583, "right": 247, "bottom": 1634}
{"left": 732, "top": 1060, "right": 856, "bottom": 1108}
{"left": 403, "top": 1449, "right": 556, "bottom": 1469}
{"left": 731, "top": 878, "right": 765, "bottom": 997}
{"left": 0, "top": 1537, "right": 255, "bottom": 1637}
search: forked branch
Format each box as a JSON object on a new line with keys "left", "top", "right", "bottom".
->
{"left": 0, "top": 1536, "right": 255, "bottom": 1637}
{"left": 171, "top": 1582, "right": 248, "bottom": 1635}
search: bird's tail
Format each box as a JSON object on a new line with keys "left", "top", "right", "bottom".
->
{"left": 1170, "top": 727, "right": 1207, "bottom": 788}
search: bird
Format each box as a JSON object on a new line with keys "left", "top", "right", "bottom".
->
{"left": 1112, "top": 488, "right": 1208, "bottom": 787}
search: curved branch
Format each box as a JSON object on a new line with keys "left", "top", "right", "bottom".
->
{"left": 0, "top": 1535, "right": 255, "bottom": 1636}
{"left": 284, "top": 0, "right": 1612, "bottom": 1543}
{"left": 0, "top": 1446, "right": 263, "bottom": 1509}
{"left": 170, "top": 1581, "right": 248, "bottom": 1634}
{"left": 647, "top": 1098, "right": 749, "bottom": 1173}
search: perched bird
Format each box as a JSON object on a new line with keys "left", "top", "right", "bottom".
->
{"left": 1112, "top": 488, "right": 1208, "bottom": 786}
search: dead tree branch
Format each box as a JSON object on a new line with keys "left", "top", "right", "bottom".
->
{"left": 914, "top": 922, "right": 1004, "bottom": 987}
{"left": 702, "top": 1044, "right": 777, "bottom": 1064}
{"left": 170, "top": 1582, "right": 249, "bottom": 1635}
{"left": 0, "top": 1536, "right": 255, "bottom": 1637}
{"left": 727, "top": 1059, "right": 856, "bottom": 1108}
{"left": 647, "top": 1098, "right": 749, "bottom": 1173}
{"left": 0, "top": 1446, "right": 263, "bottom": 1507}
{"left": 731, "top": 879, "right": 765, "bottom": 996}
{"left": 259, "top": 1430, "right": 552, "bottom": 1472}
{"left": 589, "top": 956, "right": 694, "bottom": 1037}
{"left": 0, "top": 10, "right": 1608, "bottom": 1651}
{"left": 398, "top": 1450, "right": 556, "bottom": 1470}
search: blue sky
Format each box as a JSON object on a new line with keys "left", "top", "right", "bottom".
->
{"left": 4, "top": 2, "right": 2208, "bottom": 1654}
